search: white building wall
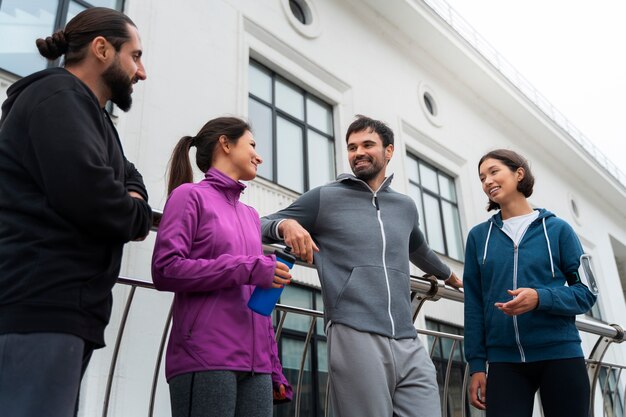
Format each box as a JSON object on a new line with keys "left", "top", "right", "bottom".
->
{"left": 2, "top": 0, "right": 624, "bottom": 415}
{"left": 89, "top": 0, "right": 626, "bottom": 415}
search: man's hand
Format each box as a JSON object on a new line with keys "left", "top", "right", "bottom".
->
{"left": 495, "top": 288, "right": 539, "bottom": 316}
{"left": 469, "top": 372, "right": 487, "bottom": 410}
{"left": 272, "top": 261, "right": 292, "bottom": 289}
{"left": 128, "top": 191, "right": 148, "bottom": 241}
{"left": 278, "top": 219, "right": 319, "bottom": 264}
{"left": 128, "top": 191, "right": 144, "bottom": 200}
{"left": 445, "top": 272, "right": 463, "bottom": 289}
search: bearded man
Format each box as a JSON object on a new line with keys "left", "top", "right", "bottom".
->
{"left": 0, "top": 8, "right": 152, "bottom": 416}
{"left": 261, "top": 114, "right": 462, "bottom": 417}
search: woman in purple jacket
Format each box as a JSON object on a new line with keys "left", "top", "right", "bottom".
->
{"left": 152, "top": 117, "right": 293, "bottom": 417}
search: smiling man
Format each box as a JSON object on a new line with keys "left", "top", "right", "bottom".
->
{"left": 261, "top": 115, "right": 462, "bottom": 417}
{"left": 0, "top": 8, "right": 152, "bottom": 417}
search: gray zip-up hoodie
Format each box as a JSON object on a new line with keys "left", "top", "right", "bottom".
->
{"left": 261, "top": 173, "right": 451, "bottom": 339}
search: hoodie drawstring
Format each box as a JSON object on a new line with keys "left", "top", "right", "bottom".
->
{"left": 542, "top": 218, "right": 555, "bottom": 277}
{"left": 482, "top": 222, "right": 493, "bottom": 264}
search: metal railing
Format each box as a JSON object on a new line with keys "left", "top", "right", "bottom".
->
{"left": 102, "top": 267, "right": 625, "bottom": 417}
{"left": 419, "top": 0, "right": 626, "bottom": 190}
{"left": 95, "top": 210, "right": 625, "bottom": 416}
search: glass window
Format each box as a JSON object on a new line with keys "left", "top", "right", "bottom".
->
{"left": 315, "top": 292, "right": 325, "bottom": 336}
{"left": 0, "top": 0, "right": 58, "bottom": 76}
{"left": 275, "top": 284, "right": 328, "bottom": 417}
{"left": 276, "top": 78, "right": 304, "bottom": 120}
{"left": 276, "top": 116, "right": 305, "bottom": 193}
{"left": 249, "top": 64, "right": 272, "bottom": 103}
{"left": 419, "top": 162, "right": 439, "bottom": 193}
{"left": 281, "top": 285, "right": 313, "bottom": 332}
{"left": 66, "top": 2, "right": 87, "bottom": 22}
{"left": 307, "top": 129, "right": 334, "bottom": 189}
{"left": 442, "top": 202, "right": 463, "bottom": 260}
{"left": 248, "top": 98, "right": 273, "bottom": 179}
{"left": 599, "top": 367, "right": 624, "bottom": 417}
{"left": 0, "top": 0, "right": 125, "bottom": 77}
{"left": 248, "top": 60, "right": 335, "bottom": 193}
{"left": 423, "top": 193, "right": 445, "bottom": 253}
{"left": 426, "top": 319, "right": 471, "bottom": 417}
{"left": 406, "top": 154, "right": 464, "bottom": 261}
{"left": 306, "top": 97, "right": 333, "bottom": 135}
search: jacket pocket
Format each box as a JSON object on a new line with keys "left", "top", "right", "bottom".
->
{"left": 186, "top": 292, "right": 221, "bottom": 339}
{"left": 334, "top": 266, "right": 390, "bottom": 330}
{"left": 485, "top": 300, "right": 514, "bottom": 348}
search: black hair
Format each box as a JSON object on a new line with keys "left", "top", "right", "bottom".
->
{"left": 478, "top": 149, "right": 535, "bottom": 211}
{"left": 345, "top": 114, "right": 394, "bottom": 147}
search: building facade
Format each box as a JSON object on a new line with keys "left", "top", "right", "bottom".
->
{"left": 1, "top": 0, "right": 625, "bottom": 416}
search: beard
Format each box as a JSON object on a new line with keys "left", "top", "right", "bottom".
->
{"left": 102, "top": 57, "right": 133, "bottom": 112}
{"left": 350, "top": 156, "right": 385, "bottom": 182}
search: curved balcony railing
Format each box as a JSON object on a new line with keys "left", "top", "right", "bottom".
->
{"left": 102, "top": 271, "right": 624, "bottom": 416}
{"left": 420, "top": 0, "right": 626, "bottom": 190}
{"left": 96, "top": 210, "right": 625, "bottom": 417}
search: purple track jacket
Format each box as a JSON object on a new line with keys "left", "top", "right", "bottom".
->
{"left": 152, "top": 168, "right": 291, "bottom": 397}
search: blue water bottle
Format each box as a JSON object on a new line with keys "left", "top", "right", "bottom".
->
{"left": 248, "top": 247, "right": 296, "bottom": 316}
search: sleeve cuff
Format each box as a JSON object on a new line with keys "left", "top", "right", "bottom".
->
{"left": 126, "top": 184, "right": 149, "bottom": 201}
{"left": 274, "top": 219, "right": 287, "bottom": 240}
{"left": 535, "top": 288, "right": 553, "bottom": 311}
{"left": 469, "top": 359, "right": 487, "bottom": 375}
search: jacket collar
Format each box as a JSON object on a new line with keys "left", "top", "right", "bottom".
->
{"left": 488, "top": 207, "right": 553, "bottom": 228}
{"left": 204, "top": 168, "right": 246, "bottom": 203}
{"left": 337, "top": 173, "right": 394, "bottom": 194}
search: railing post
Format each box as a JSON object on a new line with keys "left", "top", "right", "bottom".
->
{"left": 295, "top": 317, "right": 317, "bottom": 417}
{"left": 587, "top": 324, "right": 625, "bottom": 417}
{"left": 102, "top": 285, "right": 136, "bottom": 417}
{"left": 148, "top": 304, "right": 173, "bottom": 417}
{"left": 411, "top": 275, "right": 444, "bottom": 321}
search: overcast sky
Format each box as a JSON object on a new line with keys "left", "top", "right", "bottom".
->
{"left": 441, "top": 0, "right": 626, "bottom": 178}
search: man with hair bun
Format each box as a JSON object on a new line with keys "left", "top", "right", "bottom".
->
{"left": 0, "top": 7, "right": 152, "bottom": 416}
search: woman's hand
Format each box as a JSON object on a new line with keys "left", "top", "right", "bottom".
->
{"left": 272, "top": 261, "right": 292, "bottom": 289}
{"left": 273, "top": 384, "right": 287, "bottom": 401}
{"left": 495, "top": 288, "right": 539, "bottom": 316}
{"left": 469, "top": 372, "right": 487, "bottom": 410}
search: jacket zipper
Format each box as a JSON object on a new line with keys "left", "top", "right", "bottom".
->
{"left": 232, "top": 198, "right": 256, "bottom": 374}
{"left": 512, "top": 243, "right": 525, "bottom": 362}
{"left": 344, "top": 176, "right": 395, "bottom": 336}
{"left": 500, "top": 220, "right": 535, "bottom": 363}
{"left": 372, "top": 193, "right": 395, "bottom": 336}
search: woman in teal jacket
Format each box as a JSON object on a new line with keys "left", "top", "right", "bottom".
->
{"left": 464, "top": 149, "right": 596, "bottom": 417}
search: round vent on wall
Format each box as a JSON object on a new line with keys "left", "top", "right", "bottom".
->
{"left": 418, "top": 83, "right": 442, "bottom": 127}
{"left": 568, "top": 192, "right": 582, "bottom": 225}
{"left": 281, "top": 0, "right": 321, "bottom": 38}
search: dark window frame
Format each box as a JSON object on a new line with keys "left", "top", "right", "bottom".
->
{"left": 248, "top": 59, "right": 335, "bottom": 194}
{"left": 274, "top": 284, "right": 328, "bottom": 417}
{"left": 0, "top": 0, "right": 126, "bottom": 77}
{"left": 407, "top": 154, "right": 464, "bottom": 261}
{"left": 425, "top": 318, "right": 471, "bottom": 417}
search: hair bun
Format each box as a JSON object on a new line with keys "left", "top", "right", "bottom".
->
{"left": 36, "top": 30, "right": 68, "bottom": 60}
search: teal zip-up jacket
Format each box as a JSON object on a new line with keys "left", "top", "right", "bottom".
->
{"left": 463, "top": 208, "right": 597, "bottom": 374}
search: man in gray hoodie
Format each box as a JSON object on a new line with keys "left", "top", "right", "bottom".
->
{"left": 261, "top": 115, "right": 462, "bottom": 417}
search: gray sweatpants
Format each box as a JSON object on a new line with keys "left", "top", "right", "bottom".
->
{"left": 327, "top": 323, "right": 441, "bottom": 417}
{"left": 0, "top": 332, "right": 92, "bottom": 417}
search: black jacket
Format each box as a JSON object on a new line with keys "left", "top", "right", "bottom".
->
{"left": 0, "top": 67, "right": 152, "bottom": 347}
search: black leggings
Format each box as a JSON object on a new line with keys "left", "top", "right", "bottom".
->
{"left": 486, "top": 358, "right": 589, "bottom": 417}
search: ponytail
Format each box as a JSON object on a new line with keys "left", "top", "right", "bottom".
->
{"left": 167, "top": 136, "right": 195, "bottom": 195}
{"left": 166, "top": 117, "right": 251, "bottom": 195}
